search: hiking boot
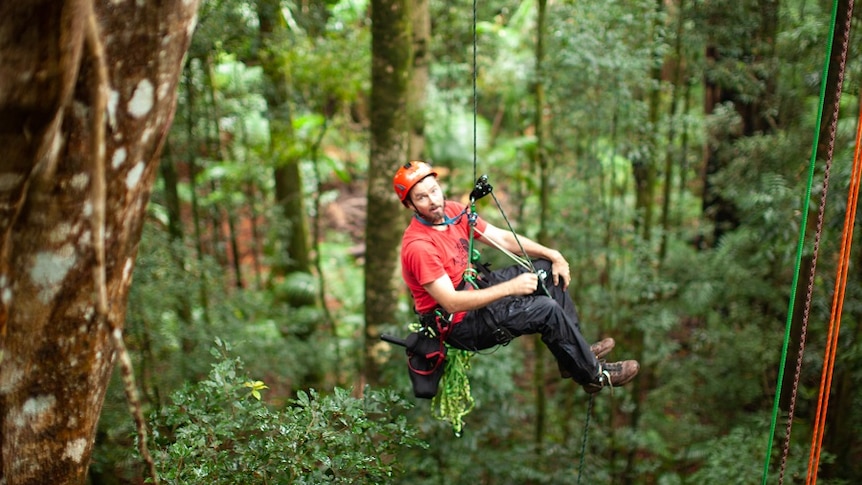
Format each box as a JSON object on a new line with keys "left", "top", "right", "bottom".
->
{"left": 582, "top": 360, "right": 640, "bottom": 394}
{"left": 590, "top": 337, "right": 615, "bottom": 360}
{"left": 559, "top": 338, "right": 617, "bottom": 378}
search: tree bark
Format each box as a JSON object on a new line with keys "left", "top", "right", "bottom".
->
{"left": 408, "top": 0, "right": 429, "bottom": 160}
{"left": 0, "top": 1, "right": 199, "bottom": 483}
{"left": 158, "top": 145, "right": 184, "bottom": 242}
{"left": 659, "top": 0, "right": 687, "bottom": 262}
{"left": 632, "top": 0, "right": 662, "bottom": 244}
{"left": 532, "top": 0, "right": 549, "bottom": 457}
{"left": 365, "top": 0, "right": 411, "bottom": 387}
{"left": 257, "top": 0, "right": 312, "bottom": 276}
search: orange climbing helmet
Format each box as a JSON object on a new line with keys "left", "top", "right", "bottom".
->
{"left": 393, "top": 160, "right": 437, "bottom": 206}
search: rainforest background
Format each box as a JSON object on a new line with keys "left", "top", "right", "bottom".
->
{"left": 3, "top": 0, "right": 862, "bottom": 484}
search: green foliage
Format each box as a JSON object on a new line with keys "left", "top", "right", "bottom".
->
{"left": 89, "top": 0, "right": 862, "bottom": 483}
{"left": 275, "top": 271, "right": 318, "bottom": 307}
{"left": 431, "top": 348, "right": 475, "bottom": 436}
{"left": 189, "top": 0, "right": 257, "bottom": 61}
{"left": 687, "top": 419, "right": 806, "bottom": 485}
{"left": 152, "top": 344, "right": 427, "bottom": 484}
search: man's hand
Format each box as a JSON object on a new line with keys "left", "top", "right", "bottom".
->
{"left": 507, "top": 272, "right": 539, "bottom": 296}
{"left": 549, "top": 253, "right": 571, "bottom": 290}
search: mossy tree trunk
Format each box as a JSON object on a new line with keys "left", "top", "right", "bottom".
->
{"left": 257, "top": 0, "right": 311, "bottom": 277}
{"left": 532, "top": 0, "right": 549, "bottom": 457}
{"left": 364, "top": 0, "right": 411, "bottom": 387}
{"left": 408, "top": 0, "right": 429, "bottom": 161}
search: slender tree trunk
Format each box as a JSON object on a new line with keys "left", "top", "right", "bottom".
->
{"left": 676, "top": 79, "right": 693, "bottom": 228}
{"left": 632, "top": 0, "right": 663, "bottom": 243}
{"left": 225, "top": 208, "right": 244, "bottom": 288}
{"left": 238, "top": 121, "right": 264, "bottom": 289}
{"left": 257, "top": 0, "right": 311, "bottom": 277}
{"left": 245, "top": 183, "right": 264, "bottom": 289}
{"left": 365, "top": 0, "right": 411, "bottom": 387}
{"left": 310, "top": 123, "right": 343, "bottom": 386}
{"left": 159, "top": 144, "right": 184, "bottom": 242}
{"left": 205, "top": 56, "right": 244, "bottom": 289}
{"left": 185, "top": 65, "right": 212, "bottom": 326}
{"left": 408, "top": 0, "right": 429, "bottom": 160}
{"left": 659, "top": 0, "right": 686, "bottom": 262}
{"left": 532, "top": 0, "right": 549, "bottom": 458}
{"left": 159, "top": 141, "right": 195, "bottom": 356}
{"left": 0, "top": 1, "right": 199, "bottom": 483}
{"left": 623, "top": 2, "right": 665, "bottom": 482}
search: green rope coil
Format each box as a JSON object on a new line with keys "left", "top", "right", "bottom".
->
{"left": 432, "top": 347, "right": 475, "bottom": 436}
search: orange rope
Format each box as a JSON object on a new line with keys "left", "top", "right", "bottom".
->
{"left": 805, "top": 95, "right": 862, "bottom": 485}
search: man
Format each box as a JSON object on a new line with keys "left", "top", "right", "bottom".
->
{"left": 394, "top": 160, "right": 639, "bottom": 393}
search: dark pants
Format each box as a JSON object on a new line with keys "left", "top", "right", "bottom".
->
{"left": 445, "top": 259, "right": 600, "bottom": 385}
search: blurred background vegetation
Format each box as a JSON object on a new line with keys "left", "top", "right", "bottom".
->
{"left": 89, "top": 0, "right": 862, "bottom": 483}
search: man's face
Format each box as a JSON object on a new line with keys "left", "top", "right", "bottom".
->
{"left": 408, "top": 176, "right": 445, "bottom": 223}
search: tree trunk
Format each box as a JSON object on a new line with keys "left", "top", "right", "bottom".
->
{"left": 158, "top": 143, "right": 195, "bottom": 354}
{"left": 408, "top": 0, "right": 429, "bottom": 160}
{"left": 257, "top": 0, "right": 312, "bottom": 276}
{"left": 159, "top": 144, "right": 184, "bottom": 242}
{"left": 700, "top": 0, "right": 778, "bottom": 247}
{"left": 532, "top": 0, "right": 549, "bottom": 457}
{"left": 184, "top": 65, "right": 212, "bottom": 326}
{"left": 659, "top": 0, "right": 687, "bottom": 262}
{"left": 0, "top": 1, "right": 199, "bottom": 483}
{"left": 245, "top": 183, "right": 264, "bottom": 289}
{"left": 365, "top": 0, "right": 411, "bottom": 387}
{"left": 624, "top": 2, "right": 665, "bottom": 482}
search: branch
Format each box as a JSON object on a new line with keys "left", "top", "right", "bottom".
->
{"left": 84, "top": 4, "right": 160, "bottom": 483}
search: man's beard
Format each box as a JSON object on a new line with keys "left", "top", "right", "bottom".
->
{"left": 420, "top": 202, "right": 445, "bottom": 223}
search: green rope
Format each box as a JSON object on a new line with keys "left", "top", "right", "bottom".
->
{"left": 432, "top": 347, "right": 475, "bottom": 436}
{"left": 761, "top": 1, "right": 840, "bottom": 482}
{"left": 577, "top": 394, "right": 595, "bottom": 484}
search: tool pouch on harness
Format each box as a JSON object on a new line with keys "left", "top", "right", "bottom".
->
{"left": 405, "top": 322, "right": 447, "bottom": 399}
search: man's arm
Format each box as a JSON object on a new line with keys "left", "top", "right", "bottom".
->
{"left": 478, "top": 223, "right": 571, "bottom": 289}
{"left": 423, "top": 271, "right": 538, "bottom": 314}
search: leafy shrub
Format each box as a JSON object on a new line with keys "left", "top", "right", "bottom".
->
{"left": 151, "top": 345, "right": 427, "bottom": 484}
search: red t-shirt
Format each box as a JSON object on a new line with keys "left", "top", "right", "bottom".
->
{"left": 401, "top": 201, "right": 488, "bottom": 322}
